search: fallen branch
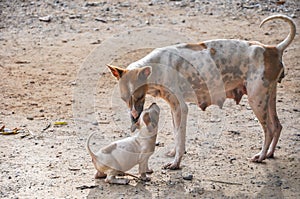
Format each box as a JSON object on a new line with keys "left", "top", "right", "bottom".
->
{"left": 76, "top": 185, "right": 99, "bottom": 190}
{"left": 205, "top": 179, "right": 243, "bottom": 186}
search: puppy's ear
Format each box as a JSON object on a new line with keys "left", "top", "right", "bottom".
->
{"left": 138, "top": 66, "right": 152, "bottom": 81}
{"left": 107, "top": 64, "right": 127, "bottom": 80}
{"left": 142, "top": 112, "right": 151, "bottom": 126}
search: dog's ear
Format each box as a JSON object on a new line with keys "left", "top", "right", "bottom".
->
{"left": 138, "top": 66, "right": 152, "bottom": 81}
{"left": 107, "top": 64, "right": 127, "bottom": 80}
{"left": 130, "top": 121, "right": 139, "bottom": 132}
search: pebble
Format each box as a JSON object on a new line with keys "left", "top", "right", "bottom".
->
{"left": 95, "top": 18, "right": 107, "bottom": 23}
{"left": 229, "top": 157, "right": 236, "bottom": 164}
{"left": 39, "top": 15, "right": 52, "bottom": 22}
{"left": 84, "top": 2, "right": 100, "bottom": 7}
{"left": 183, "top": 174, "right": 193, "bottom": 180}
{"left": 92, "top": 121, "right": 99, "bottom": 126}
{"left": 27, "top": 116, "right": 34, "bottom": 120}
{"left": 90, "top": 40, "right": 101, "bottom": 45}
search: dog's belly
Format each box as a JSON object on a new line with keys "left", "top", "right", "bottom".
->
{"left": 130, "top": 40, "right": 262, "bottom": 110}
{"left": 106, "top": 137, "right": 151, "bottom": 172}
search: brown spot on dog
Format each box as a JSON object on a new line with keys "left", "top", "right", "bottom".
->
{"left": 210, "top": 48, "right": 216, "bottom": 55}
{"left": 185, "top": 42, "right": 207, "bottom": 51}
{"left": 263, "top": 47, "right": 283, "bottom": 81}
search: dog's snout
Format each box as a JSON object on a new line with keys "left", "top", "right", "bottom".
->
{"left": 131, "top": 108, "right": 139, "bottom": 119}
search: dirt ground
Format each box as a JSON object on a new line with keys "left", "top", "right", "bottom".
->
{"left": 1, "top": 0, "right": 300, "bottom": 198}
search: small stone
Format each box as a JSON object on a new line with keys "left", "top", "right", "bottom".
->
{"left": 119, "top": 2, "right": 130, "bottom": 7}
{"left": 39, "top": 15, "right": 52, "bottom": 22}
{"left": 27, "top": 116, "right": 34, "bottom": 120}
{"left": 183, "top": 174, "right": 193, "bottom": 180}
{"left": 95, "top": 18, "right": 107, "bottom": 23}
{"left": 85, "top": 2, "right": 100, "bottom": 7}
{"left": 229, "top": 157, "right": 236, "bottom": 164}
{"left": 90, "top": 40, "right": 101, "bottom": 45}
{"left": 69, "top": 15, "right": 76, "bottom": 19}
{"left": 92, "top": 121, "right": 99, "bottom": 126}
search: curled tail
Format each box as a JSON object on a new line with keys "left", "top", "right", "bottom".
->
{"left": 87, "top": 132, "right": 97, "bottom": 161}
{"left": 260, "top": 14, "right": 296, "bottom": 52}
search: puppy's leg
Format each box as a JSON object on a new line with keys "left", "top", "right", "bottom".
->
{"left": 139, "top": 156, "right": 151, "bottom": 181}
{"left": 105, "top": 171, "right": 130, "bottom": 185}
{"left": 247, "top": 83, "right": 273, "bottom": 162}
{"left": 164, "top": 95, "right": 188, "bottom": 170}
{"left": 95, "top": 171, "right": 107, "bottom": 179}
{"left": 266, "top": 85, "right": 282, "bottom": 158}
{"left": 145, "top": 158, "right": 153, "bottom": 174}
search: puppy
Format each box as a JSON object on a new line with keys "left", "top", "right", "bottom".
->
{"left": 87, "top": 103, "right": 160, "bottom": 184}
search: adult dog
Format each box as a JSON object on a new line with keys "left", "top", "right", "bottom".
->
{"left": 107, "top": 15, "right": 296, "bottom": 169}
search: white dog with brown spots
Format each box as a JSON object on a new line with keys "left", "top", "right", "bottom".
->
{"left": 107, "top": 15, "right": 296, "bottom": 170}
{"left": 87, "top": 103, "right": 160, "bottom": 184}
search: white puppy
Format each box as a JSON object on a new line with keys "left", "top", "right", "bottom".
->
{"left": 87, "top": 103, "right": 160, "bottom": 184}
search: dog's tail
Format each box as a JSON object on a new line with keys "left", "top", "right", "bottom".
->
{"left": 87, "top": 132, "right": 98, "bottom": 162}
{"left": 260, "top": 14, "right": 296, "bottom": 52}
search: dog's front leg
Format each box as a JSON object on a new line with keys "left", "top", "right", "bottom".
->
{"left": 164, "top": 97, "right": 188, "bottom": 170}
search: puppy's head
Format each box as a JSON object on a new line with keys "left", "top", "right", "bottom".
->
{"left": 107, "top": 64, "right": 152, "bottom": 127}
{"left": 132, "top": 103, "right": 160, "bottom": 133}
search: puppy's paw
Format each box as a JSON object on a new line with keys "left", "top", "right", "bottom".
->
{"left": 140, "top": 175, "right": 151, "bottom": 182}
{"left": 95, "top": 171, "right": 107, "bottom": 179}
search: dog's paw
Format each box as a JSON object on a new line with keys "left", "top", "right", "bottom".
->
{"left": 146, "top": 169, "right": 153, "bottom": 174}
{"left": 163, "top": 162, "right": 180, "bottom": 170}
{"left": 250, "top": 152, "right": 266, "bottom": 163}
{"left": 266, "top": 151, "right": 275, "bottom": 159}
{"left": 165, "top": 150, "right": 176, "bottom": 157}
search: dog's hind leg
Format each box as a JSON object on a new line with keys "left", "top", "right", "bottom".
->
{"left": 247, "top": 82, "right": 273, "bottom": 162}
{"left": 266, "top": 85, "right": 283, "bottom": 158}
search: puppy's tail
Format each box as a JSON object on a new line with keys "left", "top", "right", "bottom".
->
{"left": 87, "top": 132, "right": 97, "bottom": 162}
{"left": 260, "top": 14, "right": 296, "bottom": 52}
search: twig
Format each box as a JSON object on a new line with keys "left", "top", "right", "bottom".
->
{"left": 76, "top": 185, "right": 99, "bottom": 190}
{"left": 205, "top": 179, "right": 243, "bottom": 186}
{"left": 42, "top": 122, "right": 51, "bottom": 131}
{"left": 124, "top": 172, "right": 139, "bottom": 179}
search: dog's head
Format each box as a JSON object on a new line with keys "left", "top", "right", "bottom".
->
{"left": 107, "top": 64, "right": 152, "bottom": 127}
{"left": 135, "top": 103, "right": 160, "bottom": 133}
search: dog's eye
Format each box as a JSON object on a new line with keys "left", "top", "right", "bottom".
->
{"left": 133, "top": 95, "right": 144, "bottom": 102}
